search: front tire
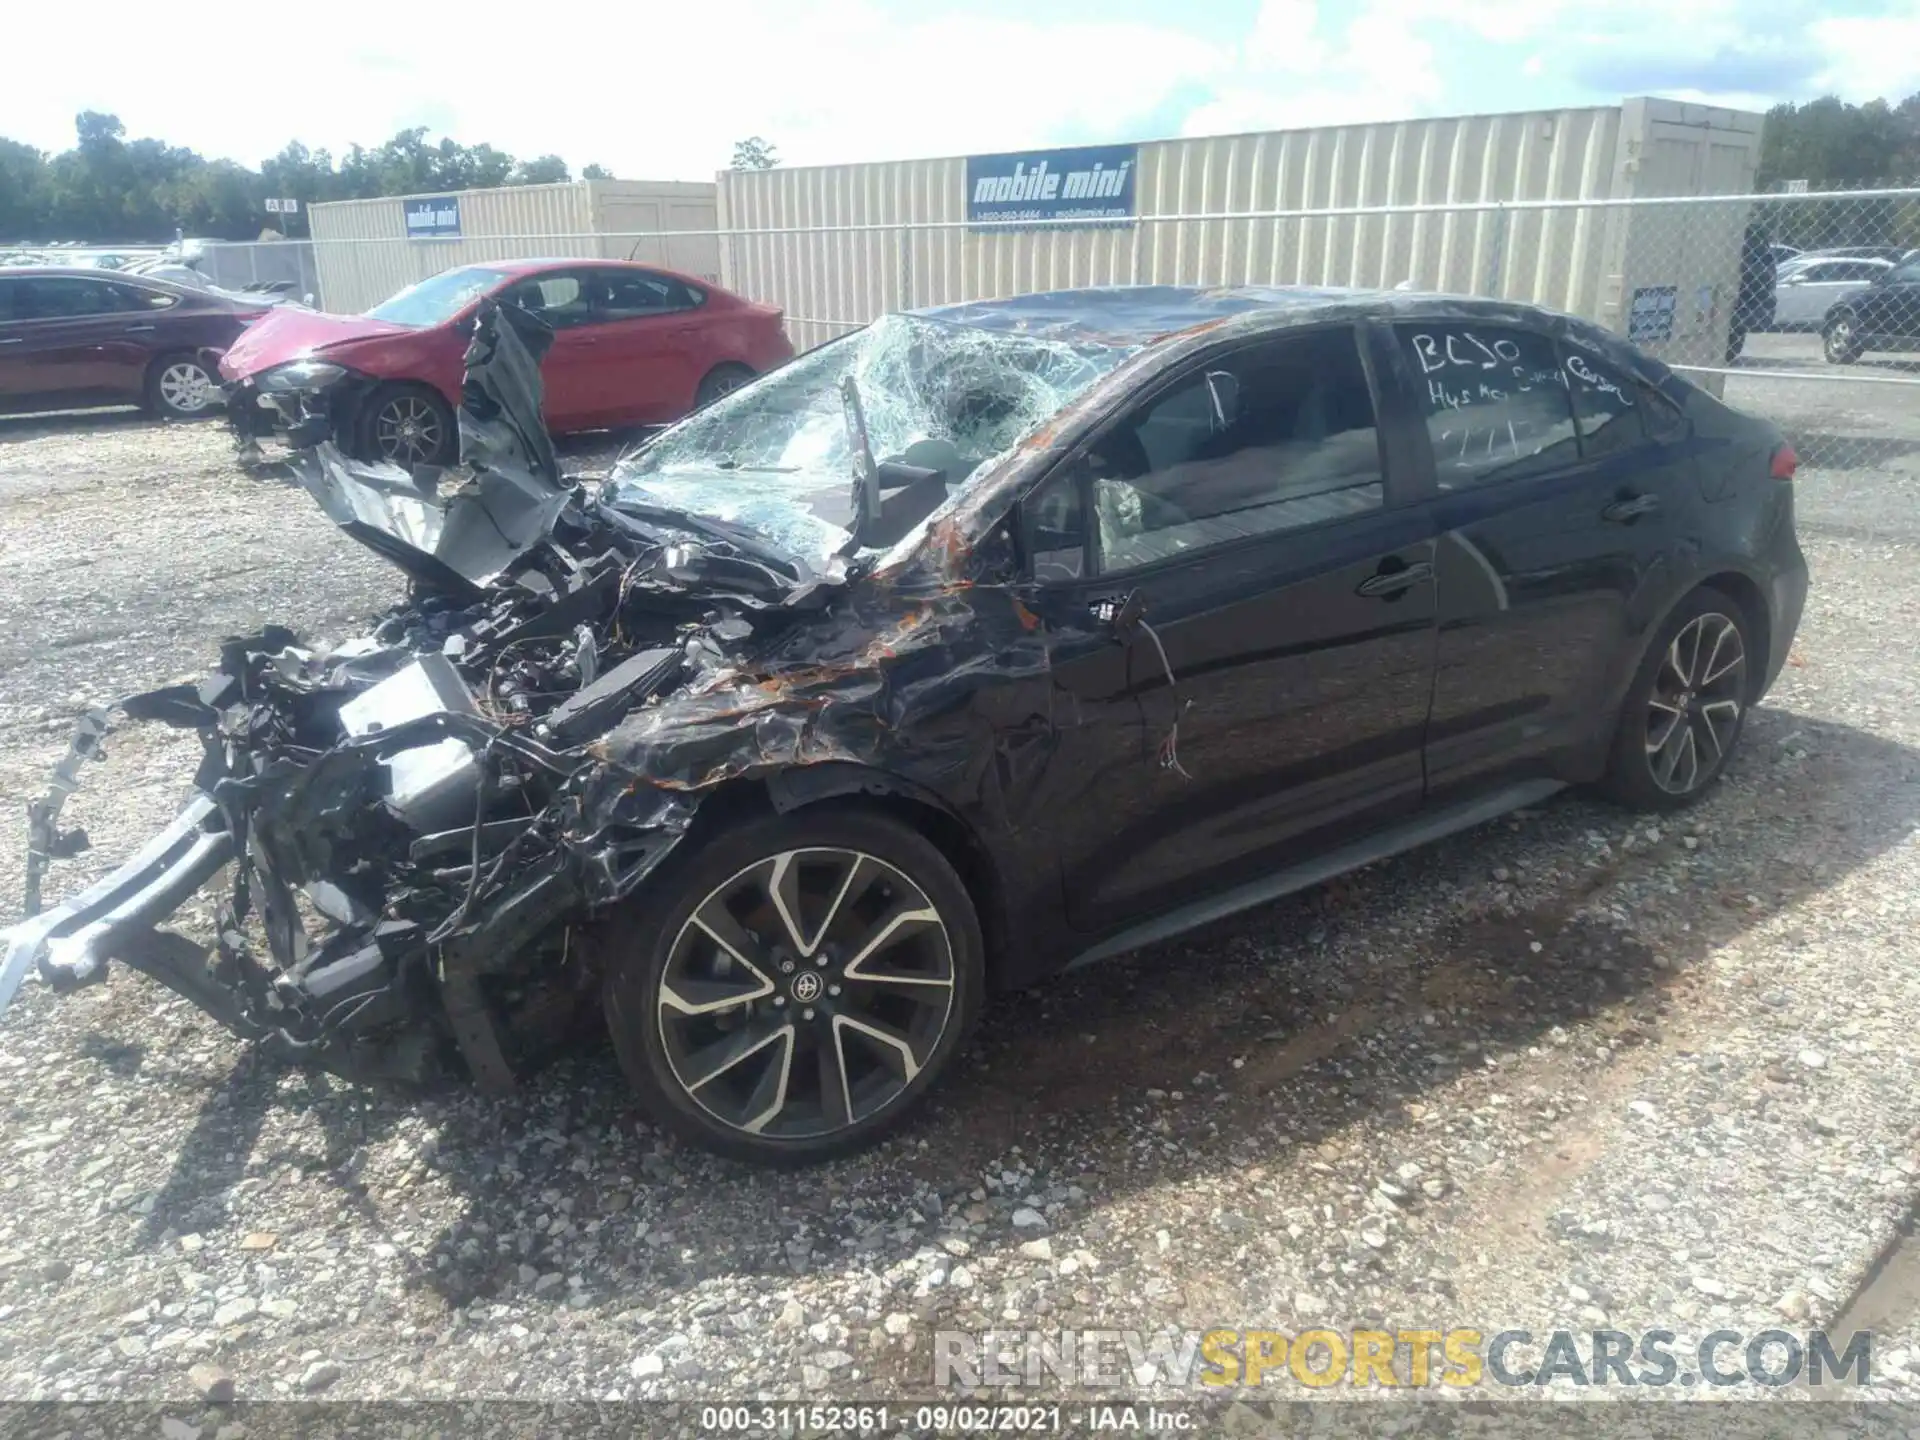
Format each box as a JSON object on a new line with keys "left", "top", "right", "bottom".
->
{"left": 1599, "top": 589, "right": 1754, "bottom": 812}
{"left": 355, "top": 382, "right": 456, "bottom": 466}
{"left": 144, "top": 353, "right": 219, "bottom": 419}
{"left": 602, "top": 808, "right": 984, "bottom": 1166}
{"left": 1824, "top": 315, "right": 1864, "bottom": 365}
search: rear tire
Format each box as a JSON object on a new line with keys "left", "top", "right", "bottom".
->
{"left": 1824, "top": 314, "right": 1864, "bottom": 365}
{"left": 694, "top": 363, "right": 754, "bottom": 409}
{"left": 602, "top": 807, "right": 984, "bottom": 1166}
{"left": 354, "top": 382, "right": 456, "bottom": 466}
{"left": 1599, "top": 589, "right": 1755, "bottom": 813}
{"left": 144, "top": 353, "right": 219, "bottom": 420}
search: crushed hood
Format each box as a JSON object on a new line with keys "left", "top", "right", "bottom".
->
{"left": 218, "top": 305, "right": 415, "bottom": 380}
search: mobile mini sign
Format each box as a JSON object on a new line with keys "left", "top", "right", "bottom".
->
{"left": 965, "top": 143, "right": 1138, "bottom": 229}
{"left": 403, "top": 196, "right": 462, "bottom": 240}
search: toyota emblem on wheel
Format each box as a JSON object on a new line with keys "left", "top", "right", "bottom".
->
{"left": 790, "top": 970, "right": 824, "bottom": 1004}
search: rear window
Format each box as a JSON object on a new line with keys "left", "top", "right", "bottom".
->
{"left": 1397, "top": 322, "right": 1578, "bottom": 490}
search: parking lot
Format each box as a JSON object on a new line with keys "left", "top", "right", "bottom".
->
{"left": 1, "top": 337, "right": 1919, "bottom": 1408}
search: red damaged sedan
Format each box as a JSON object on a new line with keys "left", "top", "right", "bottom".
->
{"left": 221, "top": 260, "right": 793, "bottom": 465}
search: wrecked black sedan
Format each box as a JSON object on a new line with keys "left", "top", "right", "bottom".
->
{"left": 2, "top": 286, "right": 1806, "bottom": 1164}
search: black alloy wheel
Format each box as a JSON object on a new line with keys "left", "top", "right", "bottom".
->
{"left": 604, "top": 810, "right": 982, "bottom": 1164}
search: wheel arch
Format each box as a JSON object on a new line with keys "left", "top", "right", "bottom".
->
{"left": 1696, "top": 570, "right": 1772, "bottom": 703}
{"left": 1605, "top": 568, "right": 1766, "bottom": 725}
{"left": 752, "top": 763, "right": 1015, "bottom": 989}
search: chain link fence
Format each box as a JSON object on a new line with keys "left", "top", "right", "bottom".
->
{"left": 304, "top": 187, "right": 1920, "bottom": 534}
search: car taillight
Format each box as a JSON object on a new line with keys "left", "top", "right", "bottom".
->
{"left": 1770, "top": 442, "right": 1798, "bottom": 480}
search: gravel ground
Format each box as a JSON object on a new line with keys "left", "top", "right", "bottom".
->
{"left": 1, "top": 393, "right": 1919, "bottom": 1416}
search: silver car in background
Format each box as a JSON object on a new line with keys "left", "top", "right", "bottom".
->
{"left": 1773, "top": 256, "right": 1893, "bottom": 329}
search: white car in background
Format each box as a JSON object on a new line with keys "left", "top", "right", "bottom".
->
{"left": 1773, "top": 256, "right": 1893, "bottom": 329}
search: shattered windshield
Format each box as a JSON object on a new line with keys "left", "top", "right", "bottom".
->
{"left": 604, "top": 313, "right": 1128, "bottom": 566}
{"left": 368, "top": 266, "right": 510, "bottom": 327}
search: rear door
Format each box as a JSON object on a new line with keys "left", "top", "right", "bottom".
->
{"left": 577, "top": 268, "right": 709, "bottom": 424}
{"left": 1028, "top": 324, "right": 1440, "bottom": 932}
{"left": 1395, "top": 319, "right": 1687, "bottom": 799}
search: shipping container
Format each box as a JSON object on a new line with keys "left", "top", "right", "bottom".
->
{"left": 716, "top": 97, "right": 1765, "bottom": 372}
{"left": 309, "top": 180, "right": 719, "bottom": 315}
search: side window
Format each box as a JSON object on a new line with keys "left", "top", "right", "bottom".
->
{"left": 118, "top": 285, "right": 178, "bottom": 311}
{"left": 1399, "top": 323, "right": 1578, "bottom": 490}
{"left": 1640, "top": 385, "right": 1687, "bottom": 442}
{"left": 0, "top": 279, "right": 15, "bottom": 323}
{"left": 15, "top": 277, "right": 127, "bottom": 319}
{"left": 1561, "top": 345, "right": 1645, "bottom": 459}
{"left": 1024, "top": 472, "right": 1087, "bottom": 582}
{"left": 1088, "top": 327, "right": 1383, "bottom": 575}
{"left": 504, "top": 273, "right": 591, "bottom": 329}
{"left": 595, "top": 269, "right": 698, "bottom": 321}
{"left": 1887, "top": 258, "right": 1920, "bottom": 285}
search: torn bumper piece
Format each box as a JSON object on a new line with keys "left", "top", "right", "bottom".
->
{"left": 0, "top": 795, "right": 232, "bottom": 1015}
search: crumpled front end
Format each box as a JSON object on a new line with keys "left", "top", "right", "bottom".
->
{"left": 0, "top": 301, "right": 859, "bottom": 1089}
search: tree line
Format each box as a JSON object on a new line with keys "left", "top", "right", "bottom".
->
{"left": 4, "top": 93, "right": 1917, "bottom": 247}
{"left": 0, "top": 112, "right": 614, "bottom": 244}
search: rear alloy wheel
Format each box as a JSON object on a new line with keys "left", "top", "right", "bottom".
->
{"left": 146, "top": 355, "right": 217, "bottom": 419}
{"left": 694, "top": 363, "right": 754, "bottom": 409}
{"left": 1601, "top": 591, "right": 1752, "bottom": 811}
{"left": 360, "top": 385, "right": 455, "bottom": 466}
{"left": 1824, "top": 315, "right": 1863, "bottom": 364}
{"left": 604, "top": 811, "right": 982, "bottom": 1164}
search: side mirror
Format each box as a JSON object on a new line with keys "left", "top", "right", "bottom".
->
{"left": 1204, "top": 370, "right": 1240, "bottom": 432}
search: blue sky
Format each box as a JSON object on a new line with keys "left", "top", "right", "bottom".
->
{"left": 5, "top": 0, "right": 1919, "bottom": 178}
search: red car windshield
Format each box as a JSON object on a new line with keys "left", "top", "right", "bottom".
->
{"left": 366, "top": 267, "right": 511, "bottom": 327}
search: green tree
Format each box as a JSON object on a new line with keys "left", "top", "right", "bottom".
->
{"left": 582, "top": 163, "right": 614, "bottom": 180}
{"left": 730, "top": 136, "right": 778, "bottom": 170}
{"left": 509, "top": 155, "right": 571, "bottom": 185}
{"left": 0, "top": 138, "right": 49, "bottom": 239}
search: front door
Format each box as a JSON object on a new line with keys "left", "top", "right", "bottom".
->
{"left": 1027, "top": 324, "right": 1439, "bottom": 932}
{"left": 1852, "top": 256, "right": 1920, "bottom": 346}
{"left": 1391, "top": 319, "right": 1687, "bottom": 797}
{"left": 500, "top": 270, "right": 598, "bottom": 430}
{"left": 0, "top": 275, "right": 157, "bottom": 409}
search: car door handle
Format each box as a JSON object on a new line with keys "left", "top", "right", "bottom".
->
{"left": 1601, "top": 493, "right": 1661, "bottom": 523}
{"left": 0, "top": 337, "right": 21, "bottom": 346}
{"left": 124, "top": 324, "right": 157, "bottom": 333}
{"left": 1356, "top": 560, "right": 1433, "bottom": 598}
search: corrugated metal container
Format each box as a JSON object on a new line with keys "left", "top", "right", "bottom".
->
{"left": 310, "top": 180, "right": 718, "bottom": 314}
{"left": 717, "top": 97, "right": 1764, "bottom": 367}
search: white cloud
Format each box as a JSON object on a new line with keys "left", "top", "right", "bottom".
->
{"left": 1177, "top": 0, "right": 1442, "bottom": 137}
{"left": 2, "top": 0, "right": 1222, "bottom": 178}
{"left": 1807, "top": 14, "right": 1920, "bottom": 103}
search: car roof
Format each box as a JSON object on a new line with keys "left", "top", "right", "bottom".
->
{"left": 466, "top": 257, "right": 715, "bottom": 287}
{"left": 912, "top": 283, "right": 1546, "bottom": 348}
{"left": 0, "top": 265, "right": 186, "bottom": 292}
